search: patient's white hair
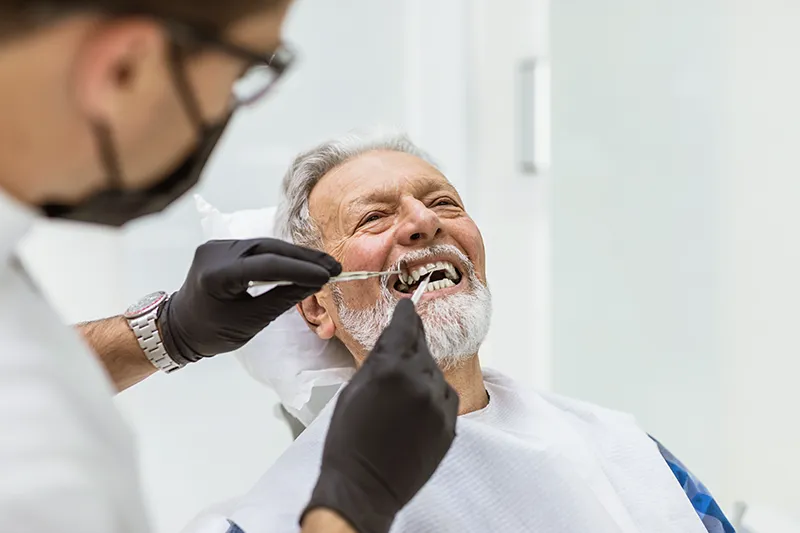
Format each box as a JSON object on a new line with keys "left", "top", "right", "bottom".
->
{"left": 276, "top": 129, "right": 438, "bottom": 248}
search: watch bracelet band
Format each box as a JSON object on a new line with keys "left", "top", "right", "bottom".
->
{"left": 128, "top": 306, "right": 183, "bottom": 374}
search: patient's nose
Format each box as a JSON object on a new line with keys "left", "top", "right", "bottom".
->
{"left": 397, "top": 198, "right": 442, "bottom": 246}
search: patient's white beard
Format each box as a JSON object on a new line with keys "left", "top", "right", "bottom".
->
{"left": 333, "top": 245, "right": 492, "bottom": 370}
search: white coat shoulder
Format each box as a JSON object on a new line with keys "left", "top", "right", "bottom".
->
{"left": 0, "top": 193, "right": 150, "bottom": 533}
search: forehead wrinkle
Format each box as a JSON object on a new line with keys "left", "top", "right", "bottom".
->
{"left": 348, "top": 172, "right": 455, "bottom": 210}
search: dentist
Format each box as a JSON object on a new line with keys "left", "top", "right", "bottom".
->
{"left": 0, "top": 1, "right": 457, "bottom": 532}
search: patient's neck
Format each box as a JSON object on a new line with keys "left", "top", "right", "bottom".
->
{"left": 444, "top": 355, "right": 488, "bottom": 415}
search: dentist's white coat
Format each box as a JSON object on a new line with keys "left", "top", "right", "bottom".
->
{"left": 0, "top": 190, "right": 150, "bottom": 533}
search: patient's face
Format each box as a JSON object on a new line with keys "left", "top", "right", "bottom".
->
{"left": 306, "top": 150, "right": 492, "bottom": 367}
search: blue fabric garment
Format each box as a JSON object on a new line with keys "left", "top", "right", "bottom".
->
{"left": 654, "top": 439, "right": 736, "bottom": 533}
{"left": 226, "top": 520, "right": 245, "bottom": 533}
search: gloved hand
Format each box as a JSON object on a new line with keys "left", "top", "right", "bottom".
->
{"left": 301, "top": 299, "right": 459, "bottom": 533}
{"left": 157, "top": 238, "right": 341, "bottom": 366}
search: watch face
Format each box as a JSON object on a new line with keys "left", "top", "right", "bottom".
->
{"left": 124, "top": 291, "right": 167, "bottom": 319}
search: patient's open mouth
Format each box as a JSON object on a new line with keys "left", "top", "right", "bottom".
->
{"left": 394, "top": 261, "right": 463, "bottom": 294}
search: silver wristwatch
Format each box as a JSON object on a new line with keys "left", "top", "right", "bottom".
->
{"left": 124, "top": 291, "right": 183, "bottom": 374}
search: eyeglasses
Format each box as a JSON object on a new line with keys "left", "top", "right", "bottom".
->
{"left": 231, "top": 45, "right": 295, "bottom": 107}
{"left": 165, "top": 20, "right": 296, "bottom": 110}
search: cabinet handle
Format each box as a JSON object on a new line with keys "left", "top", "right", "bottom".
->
{"left": 517, "top": 58, "right": 537, "bottom": 175}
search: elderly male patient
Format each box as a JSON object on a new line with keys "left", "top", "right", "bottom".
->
{"left": 209, "top": 133, "right": 733, "bottom": 533}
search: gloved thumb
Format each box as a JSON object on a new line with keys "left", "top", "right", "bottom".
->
{"left": 372, "top": 299, "right": 423, "bottom": 354}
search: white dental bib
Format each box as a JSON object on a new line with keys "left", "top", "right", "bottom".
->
{"left": 193, "top": 369, "right": 707, "bottom": 533}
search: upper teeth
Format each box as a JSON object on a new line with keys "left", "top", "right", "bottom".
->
{"left": 399, "top": 261, "right": 459, "bottom": 285}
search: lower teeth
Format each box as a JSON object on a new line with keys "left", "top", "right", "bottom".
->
{"left": 426, "top": 278, "right": 456, "bottom": 292}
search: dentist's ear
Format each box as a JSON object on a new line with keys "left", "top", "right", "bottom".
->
{"left": 297, "top": 296, "right": 335, "bottom": 340}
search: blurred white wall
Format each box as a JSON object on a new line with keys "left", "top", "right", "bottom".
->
{"left": 18, "top": 223, "right": 122, "bottom": 321}
{"left": 551, "top": 0, "right": 728, "bottom": 504}
{"left": 552, "top": 0, "right": 800, "bottom": 521}
{"left": 465, "top": 0, "right": 551, "bottom": 388}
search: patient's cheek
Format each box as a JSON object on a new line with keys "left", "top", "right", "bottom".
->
{"left": 342, "top": 236, "right": 392, "bottom": 271}
{"left": 458, "top": 222, "right": 487, "bottom": 273}
{"left": 335, "top": 238, "right": 393, "bottom": 307}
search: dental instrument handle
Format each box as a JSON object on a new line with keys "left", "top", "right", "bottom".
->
{"left": 248, "top": 280, "right": 296, "bottom": 288}
{"left": 338, "top": 270, "right": 401, "bottom": 282}
{"left": 410, "top": 274, "right": 431, "bottom": 306}
{"left": 249, "top": 270, "right": 401, "bottom": 289}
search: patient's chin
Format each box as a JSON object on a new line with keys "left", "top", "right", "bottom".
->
{"left": 417, "top": 290, "right": 492, "bottom": 368}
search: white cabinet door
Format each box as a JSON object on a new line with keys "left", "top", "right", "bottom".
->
{"left": 464, "top": 0, "right": 551, "bottom": 389}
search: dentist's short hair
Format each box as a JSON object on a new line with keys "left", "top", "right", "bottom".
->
{"left": 276, "top": 130, "right": 439, "bottom": 250}
{"left": 0, "top": 0, "right": 284, "bottom": 39}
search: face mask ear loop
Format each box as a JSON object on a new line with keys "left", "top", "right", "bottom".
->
{"left": 167, "top": 40, "right": 206, "bottom": 134}
{"left": 90, "top": 39, "right": 199, "bottom": 191}
{"left": 91, "top": 120, "right": 124, "bottom": 188}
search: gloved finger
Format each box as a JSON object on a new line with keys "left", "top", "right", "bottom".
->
{"left": 410, "top": 314, "right": 444, "bottom": 368}
{"left": 250, "top": 284, "right": 319, "bottom": 307}
{"left": 394, "top": 299, "right": 425, "bottom": 332}
{"left": 412, "top": 331, "right": 439, "bottom": 375}
{"left": 443, "top": 384, "right": 459, "bottom": 430}
{"left": 210, "top": 254, "right": 332, "bottom": 295}
{"left": 372, "top": 300, "right": 423, "bottom": 356}
{"left": 246, "top": 238, "right": 342, "bottom": 276}
{"left": 232, "top": 284, "right": 318, "bottom": 329}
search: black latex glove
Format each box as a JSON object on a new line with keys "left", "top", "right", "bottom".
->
{"left": 157, "top": 238, "right": 341, "bottom": 366}
{"left": 302, "top": 299, "right": 459, "bottom": 533}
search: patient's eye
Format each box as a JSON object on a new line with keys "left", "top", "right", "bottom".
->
{"left": 359, "top": 212, "right": 383, "bottom": 227}
{"left": 432, "top": 197, "right": 459, "bottom": 208}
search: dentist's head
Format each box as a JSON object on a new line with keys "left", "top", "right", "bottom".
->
{"left": 0, "top": 0, "right": 294, "bottom": 226}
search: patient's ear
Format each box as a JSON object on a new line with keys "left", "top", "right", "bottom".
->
{"left": 297, "top": 295, "right": 335, "bottom": 340}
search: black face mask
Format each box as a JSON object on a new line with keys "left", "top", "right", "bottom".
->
{"left": 41, "top": 117, "right": 231, "bottom": 227}
{"left": 41, "top": 43, "right": 232, "bottom": 227}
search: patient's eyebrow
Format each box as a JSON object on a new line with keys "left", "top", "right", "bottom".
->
{"left": 345, "top": 191, "right": 393, "bottom": 213}
{"left": 344, "top": 177, "right": 457, "bottom": 215}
